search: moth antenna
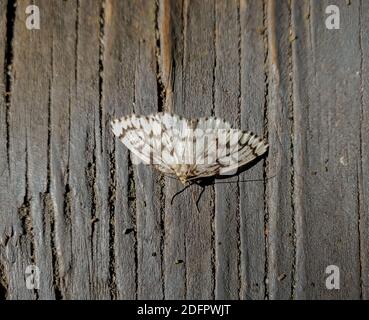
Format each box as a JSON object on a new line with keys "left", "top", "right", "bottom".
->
{"left": 213, "top": 173, "right": 277, "bottom": 185}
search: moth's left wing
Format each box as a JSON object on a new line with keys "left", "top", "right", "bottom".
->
{"left": 111, "top": 113, "right": 176, "bottom": 176}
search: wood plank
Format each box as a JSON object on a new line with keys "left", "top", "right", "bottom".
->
{"left": 48, "top": 0, "right": 78, "bottom": 299}
{"left": 4, "top": 0, "right": 54, "bottom": 299}
{"left": 68, "top": 0, "right": 107, "bottom": 299}
{"left": 49, "top": 0, "right": 111, "bottom": 300}
{"left": 163, "top": 0, "right": 215, "bottom": 299}
{"left": 359, "top": 0, "right": 369, "bottom": 299}
{"left": 88, "top": 0, "right": 111, "bottom": 298}
{"left": 292, "top": 0, "right": 362, "bottom": 299}
{"left": 0, "top": 0, "right": 12, "bottom": 300}
{"left": 0, "top": 0, "right": 34, "bottom": 300}
{"left": 180, "top": 0, "right": 215, "bottom": 300}
{"left": 24, "top": 1, "right": 55, "bottom": 300}
{"left": 265, "top": 0, "right": 295, "bottom": 299}
{"left": 103, "top": 0, "right": 166, "bottom": 300}
{"left": 213, "top": 0, "right": 240, "bottom": 300}
{"left": 133, "top": 0, "right": 164, "bottom": 299}
{"left": 102, "top": 0, "right": 137, "bottom": 299}
{"left": 239, "top": 0, "right": 267, "bottom": 300}
{"left": 162, "top": 0, "right": 187, "bottom": 300}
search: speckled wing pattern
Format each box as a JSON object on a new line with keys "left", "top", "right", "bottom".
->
{"left": 111, "top": 112, "right": 268, "bottom": 180}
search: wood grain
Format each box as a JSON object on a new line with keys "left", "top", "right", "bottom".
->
{"left": 359, "top": 0, "right": 369, "bottom": 300}
{"left": 239, "top": 0, "right": 267, "bottom": 300}
{"left": 214, "top": 0, "right": 241, "bottom": 300}
{"left": 265, "top": 0, "right": 295, "bottom": 299}
{"left": 292, "top": 0, "right": 362, "bottom": 299}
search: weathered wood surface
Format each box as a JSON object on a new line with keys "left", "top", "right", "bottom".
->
{"left": 0, "top": 0, "right": 367, "bottom": 300}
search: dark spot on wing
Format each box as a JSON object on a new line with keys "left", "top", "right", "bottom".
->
{"left": 119, "top": 129, "right": 126, "bottom": 139}
{"left": 250, "top": 143, "right": 258, "bottom": 157}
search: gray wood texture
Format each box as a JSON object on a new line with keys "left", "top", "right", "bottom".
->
{"left": 0, "top": 0, "right": 367, "bottom": 300}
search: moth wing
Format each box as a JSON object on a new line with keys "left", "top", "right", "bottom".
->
{"left": 111, "top": 112, "right": 189, "bottom": 176}
{"left": 217, "top": 131, "right": 268, "bottom": 176}
{"left": 190, "top": 117, "right": 268, "bottom": 178}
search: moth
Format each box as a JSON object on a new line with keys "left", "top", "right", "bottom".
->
{"left": 111, "top": 112, "right": 268, "bottom": 207}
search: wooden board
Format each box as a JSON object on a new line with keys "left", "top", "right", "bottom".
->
{"left": 291, "top": 0, "right": 362, "bottom": 299}
{"left": 359, "top": 0, "right": 369, "bottom": 300}
{"left": 0, "top": 0, "right": 367, "bottom": 300}
{"left": 239, "top": 0, "right": 267, "bottom": 300}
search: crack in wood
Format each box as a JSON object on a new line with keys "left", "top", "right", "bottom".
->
{"left": 98, "top": 0, "right": 106, "bottom": 150}
{"left": 64, "top": 89, "right": 72, "bottom": 229}
{"left": 4, "top": 0, "right": 16, "bottom": 168}
{"left": 43, "top": 192, "right": 63, "bottom": 299}
{"left": 17, "top": 135, "right": 38, "bottom": 300}
{"left": 210, "top": 0, "right": 217, "bottom": 300}
{"left": 262, "top": 0, "right": 270, "bottom": 300}
{"left": 158, "top": 172, "right": 166, "bottom": 299}
{"left": 236, "top": 0, "right": 242, "bottom": 300}
{"left": 108, "top": 146, "right": 117, "bottom": 299}
{"left": 155, "top": 0, "right": 166, "bottom": 113}
{"left": 0, "top": 260, "right": 8, "bottom": 299}
{"left": 357, "top": 0, "right": 364, "bottom": 299}
{"left": 287, "top": 0, "right": 297, "bottom": 300}
{"left": 46, "top": 53, "right": 63, "bottom": 299}
{"left": 74, "top": 0, "right": 80, "bottom": 90}
{"left": 127, "top": 151, "right": 137, "bottom": 299}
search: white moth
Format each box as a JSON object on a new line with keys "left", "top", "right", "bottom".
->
{"left": 111, "top": 112, "right": 268, "bottom": 184}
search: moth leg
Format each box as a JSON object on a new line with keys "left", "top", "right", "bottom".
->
{"left": 193, "top": 184, "right": 206, "bottom": 213}
{"left": 170, "top": 182, "right": 193, "bottom": 206}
